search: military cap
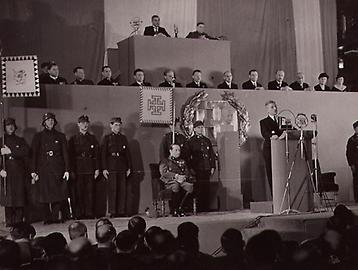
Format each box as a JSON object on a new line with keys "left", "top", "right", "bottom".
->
{"left": 193, "top": 120, "right": 204, "bottom": 128}
{"left": 110, "top": 117, "right": 122, "bottom": 124}
{"left": 78, "top": 115, "right": 89, "bottom": 123}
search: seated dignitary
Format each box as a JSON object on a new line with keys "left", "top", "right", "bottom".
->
{"left": 314, "top": 72, "right": 331, "bottom": 91}
{"left": 158, "top": 69, "right": 182, "bottom": 87}
{"left": 71, "top": 66, "right": 94, "bottom": 85}
{"left": 289, "top": 72, "right": 310, "bottom": 90}
{"left": 143, "top": 15, "right": 170, "bottom": 37}
{"left": 332, "top": 74, "right": 348, "bottom": 92}
{"left": 186, "top": 22, "right": 217, "bottom": 40}
{"left": 186, "top": 69, "right": 208, "bottom": 88}
{"left": 159, "top": 144, "right": 193, "bottom": 216}
{"left": 40, "top": 62, "right": 67, "bottom": 84}
{"left": 97, "top": 66, "right": 119, "bottom": 86}
{"left": 130, "top": 69, "right": 152, "bottom": 86}
{"left": 242, "top": 69, "right": 264, "bottom": 90}
{"left": 267, "top": 70, "right": 291, "bottom": 90}
{"left": 217, "top": 71, "right": 238, "bottom": 89}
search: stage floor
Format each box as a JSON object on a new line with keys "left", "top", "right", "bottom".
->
{"left": 1, "top": 205, "right": 358, "bottom": 255}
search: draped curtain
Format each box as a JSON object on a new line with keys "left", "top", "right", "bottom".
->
{"left": 197, "top": 0, "right": 297, "bottom": 88}
{"left": 0, "top": 0, "right": 104, "bottom": 83}
{"left": 104, "top": 0, "right": 197, "bottom": 48}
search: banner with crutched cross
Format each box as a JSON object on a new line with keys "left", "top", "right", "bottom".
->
{"left": 139, "top": 87, "right": 173, "bottom": 124}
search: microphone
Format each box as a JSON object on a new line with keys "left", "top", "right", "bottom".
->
{"left": 311, "top": 114, "right": 317, "bottom": 122}
{"left": 174, "top": 24, "right": 178, "bottom": 38}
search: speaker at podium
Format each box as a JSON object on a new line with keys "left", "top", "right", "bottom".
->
{"left": 271, "top": 130, "right": 315, "bottom": 214}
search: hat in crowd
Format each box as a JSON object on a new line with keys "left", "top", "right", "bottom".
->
{"left": 193, "top": 120, "right": 204, "bottom": 128}
{"left": 3, "top": 118, "right": 17, "bottom": 130}
{"left": 318, "top": 72, "right": 329, "bottom": 79}
{"left": 110, "top": 117, "right": 122, "bottom": 124}
{"left": 354, "top": 121, "right": 358, "bottom": 129}
{"left": 78, "top": 115, "right": 89, "bottom": 123}
{"left": 42, "top": 112, "right": 57, "bottom": 126}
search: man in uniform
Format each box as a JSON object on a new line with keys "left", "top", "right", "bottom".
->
{"left": 101, "top": 117, "right": 131, "bottom": 217}
{"left": 185, "top": 120, "right": 216, "bottom": 212}
{"left": 259, "top": 101, "right": 286, "bottom": 193}
{"left": 160, "top": 117, "right": 187, "bottom": 160}
{"left": 31, "top": 112, "right": 70, "bottom": 224}
{"left": 159, "top": 144, "right": 193, "bottom": 216}
{"left": 69, "top": 115, "right": 100, "bottom": 219}
{"left": 346, "top": 121, "right": 358, "bottom": 202}
{"left": 0, "top": 118, "right": 30, "bottom": 226}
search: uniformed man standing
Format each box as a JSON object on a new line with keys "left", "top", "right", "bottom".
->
{"left": 159, "top": 144, "right": 193, "bottom": 216}
{"left": 185, "top": 120, "right": 216, "bottom": 212}
{"left": 346, "top": 120, "right": 358, "bottom": 202}
{"left": 160, "top": 117, "right": 187, "bottom": 160}
{"left": 31, "top": 113, "right": 70, "bottom": 224}
{"left": 101, "top": 117, "right": 131, "bottom": 217}
{"left": 69, "top": 115, "right": 100, "bottom": 219}
{"left": 0, "top": 118, "right": 30, "bottom": 226}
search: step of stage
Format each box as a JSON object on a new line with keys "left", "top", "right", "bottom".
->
{"left": 242, "top": 227, "right": 313, "bottom": 243}
{"left": 249, "top": 201, "right": 273, "bottom": 213}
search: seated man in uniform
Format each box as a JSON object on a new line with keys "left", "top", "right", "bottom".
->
{"left": 159, "top": 144, "right": 193, "bottom": 217}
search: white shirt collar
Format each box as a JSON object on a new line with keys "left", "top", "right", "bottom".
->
{"left": 50, "top": 75, "right": 58, "bottom": 80}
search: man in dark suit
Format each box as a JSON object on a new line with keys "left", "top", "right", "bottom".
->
{"left": 158, "top": 70, "right": 182, "bottom": 88}
{"left": 290, "top": 72, "right": 310, "bottom": 90}
{"left": 184, "top": 121, "right": 216, "bottom": 212}
{"left": 101, "top": 117, "right": 132, "bottom": 217}
{"left": 31, "top": 112, "right": 70, "bottom": 224}
{"left": 346, "top": 120, "right": 358, "bottom": 202}
{"left": 68, "top": 115, "right": 100, "bottom": 219}
{"left": 259, "top": 101, "right": 286, "bottom": 192}
{"left": 186, "top": 22, "right": 217, "bottom": 40}
{"left": 217, "top": 71, "right": 238, "bottom": 89}
{"left": 186, "top": 70, "right": 208, "bottom": 88}
{"left": 143, "top": 15, "right": 170, "bottom": 37}
{"left": 267, "top": 70, "right": 290, "bottom": 90}
{"left": 40, "top": 63, "right": 67, "bottom": 84}
{"left": 97, "top": 66, "right": 119, "bottom": 86}
{"left": 71, "top": 66, "right": 94, "bottom": 85}
{"left": 130, "top": 69, "right": 152, "bottom": 87}
{"left": 242, "top": 69, "right": 264, "bottom": 90}
{"left": 314, "top": 73, "right": 331, "bottom": 91}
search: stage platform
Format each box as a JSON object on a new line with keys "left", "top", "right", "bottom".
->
{"left": 1, "top": 205, "right": 358, "bottom": 255}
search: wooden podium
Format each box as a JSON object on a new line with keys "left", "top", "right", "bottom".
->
{"left": 217, "top": 131, "right": 243, "bottom": 210}
{"left": 108, "top": 35, "right": 231, "bottom": 87}
{"left": 271, "top": 130, "right": 314, "bottom": 214}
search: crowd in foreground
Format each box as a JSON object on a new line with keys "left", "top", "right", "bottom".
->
{"left": 0, "top": 204, "right": 357, "bottom": 270}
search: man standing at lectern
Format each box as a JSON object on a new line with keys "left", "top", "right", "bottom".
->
{"left": 259, "top": 101, "right": 286, "bottom": 192}
{"left": 144, "top": 15, "right": 170, "bottom": 37}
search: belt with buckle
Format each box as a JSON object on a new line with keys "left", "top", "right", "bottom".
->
{"left": 110, "top": 152, "right": 121, "bottom": 157}
{"left": 47, "top": 150, "right": 54, "bottom": 157}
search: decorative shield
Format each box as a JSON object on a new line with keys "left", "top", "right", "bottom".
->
{"left": 1, "top": 55, "right": 40, "bottom": 97}
{"left": 139, "top": 87, "right": 173, "bottom": 124}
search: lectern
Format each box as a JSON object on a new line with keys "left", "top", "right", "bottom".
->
{"left": 108, "top": 36, "right": 231, "bottom": 87}
{"left": 271, "top": 130, "right": 314, "bottom": 214}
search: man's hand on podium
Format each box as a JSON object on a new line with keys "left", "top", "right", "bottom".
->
{"left": 279, "top": 131, "right": 287, "bottom": 140}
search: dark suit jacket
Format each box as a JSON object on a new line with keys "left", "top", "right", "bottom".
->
{"left": 158, "top": 81, "right": 182, "bottom": 88}
{"left": 314, "top": 84, "right": 331, "bottom": 91}
{"left": 71, "top": 79, "right": 94, "bottom": 85}
{"left": 217, "top": 82, "right": 238, "bottom": 89}
{"left": 144, "top": 26, "right": 170, "bottom": 37}
{"left": 40, "top": 74, "right": 67, "bottom": 85}
{"left": 186, "top": 31, "right": 216, "bottom": 40}
{"left": 242, "top": 80, "right": 263, "bottom": 90}
{"left": 97, "top": 78, "right": 119, "bottom": 86}
{"left": 267, "top": 80, "right": 289, "bottom": 90}
{"left": 130, "top": 82, "right": 152, "bottom": 87}
{"left": 186, "top": 81, "right": 208, "bottom": 88}
{"left": 289, "top": 81, "right": 309, "bottom": 90}
{"left": 259, "top": 116, "right": 283, "bottom": 150}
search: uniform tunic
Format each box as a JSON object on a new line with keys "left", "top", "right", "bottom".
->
{"left": 101, "top": 132, "right": 131, "bottom": 214}
{"left": 69, "top": 132, "right": 100, "bottom": 217}
{"left": 31, "top": 129, "right": 69, "bottom": 203}
{"left": 0, "top": 134, "right": 30, "bottom": 207}
{"left": 346, "top": 133, "right": 358, "bottom": 202}
{"left": 160, "top": 132, "right": 187, "bottom": 160}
